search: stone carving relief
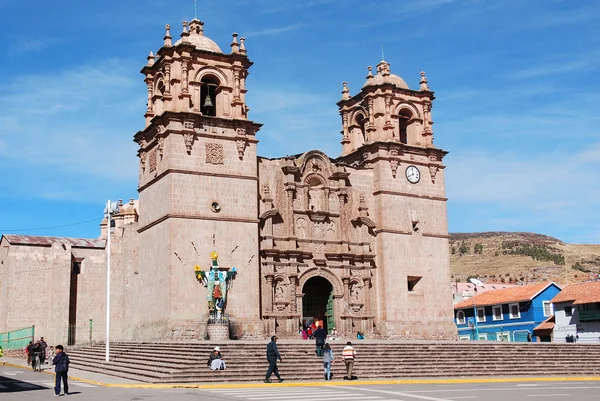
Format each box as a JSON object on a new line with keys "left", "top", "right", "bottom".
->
{"left": 184, "top": 133, "right": 196, "bottom": 154}
{"left": 296, "top": 217, "right": 307, "bottom": 239}
{"left": 313, "top": 221, "right": 335, "bottom": 239}
{"left": 205, "top": 143, "right": 224, "bottom": 164}
{"left": 157, "top": 137, "right": 165, "bottom": 158}
{"left": 273, "top": 279, "right": 290, "bottom": 312}
{"left": 429, "top": 165, "right": 439, "bottom": 183}
{"left": 149, "top": 149, "right": 158, "bottom": 171}
{"left": 349, "top": 280, "right": 364, "bottom": 313}
{"left": 313, "top": 242, "right": 324, "bottom": 254}
{"left": 389, "top": 148, "right": 399, "bottom": 178}
{"left": 236, "top": 139, "right": 247, "bottom": 159}
{"left": 236, "top": 127, "right": 247, "bottom": 136}
{"left": 184, "top": 120, "right": 195, "bottom": 130}
{"left": 140, "top": 151, "right": 146, "bottom": 172}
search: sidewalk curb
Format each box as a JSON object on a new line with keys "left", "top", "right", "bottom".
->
{"left": 56, "top": 376, "right": 600, "bottom": 389}
{"left": 3, "top": 361, "right": 600, "bottom": 388}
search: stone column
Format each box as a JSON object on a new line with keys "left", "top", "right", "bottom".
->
{"left": 338, "top": 191, "right": 348, "bottom": 242}
{"left": 289, "top": 275, "right": 297, "bottom": 313}
{"left": 182, "top": 61, "right": 189, "bottom": 94}
{"left": 286, "top": 187, "right": 296, "bottom": 237}
{"left": 146, "top": 81, "right": 153, "bottom": 112}
{"left": 165, "top": 64, "right": 171, "bottom": 95}
{"left": 265, "top": 274, "right": 274, "bottom": 313}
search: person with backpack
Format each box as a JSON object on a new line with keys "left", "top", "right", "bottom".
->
{"left": 322, "top": 343, "right": 334, "bottom": 380}
{"left": 52, "top": 345, "right": 70, "bottom": 396}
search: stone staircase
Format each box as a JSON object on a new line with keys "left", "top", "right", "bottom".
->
{"left": 66, "top": 340, "right": 600, "bottom": 383}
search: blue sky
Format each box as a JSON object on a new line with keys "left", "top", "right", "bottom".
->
{"left": 0, "top": 0, "right": 598, "bottom": 243}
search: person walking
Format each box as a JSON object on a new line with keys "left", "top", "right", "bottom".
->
{"left": 341, "top": 341, "right": 357, "bottom": 380}
{"left": 39, "top": 337, "right": 48, "bottom": 365}
{"left": 264, "top": 335, "right": 284, "bottom": 383}
{"left": 314, "top": 325, "right": 327, "bottom": 356}
{"left": 52, "top": 345, "right": 70, "bottom": 396}
{"left": 322, "top": 343, "right": 334, "bottom": 380}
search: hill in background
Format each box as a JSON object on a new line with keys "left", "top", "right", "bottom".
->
{"left": 449, "top": 232, "right": 600, "bottom": 286}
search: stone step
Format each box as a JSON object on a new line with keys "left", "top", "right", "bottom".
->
{"left": 66, "top": 341, "right": 600, "bottom": 383}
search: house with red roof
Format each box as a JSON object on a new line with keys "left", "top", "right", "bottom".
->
{"left": 454, "top": 282, "right": 561, "bottom": 342}
{"left": 551, "top": 281, "right": 600, "bottom": 343}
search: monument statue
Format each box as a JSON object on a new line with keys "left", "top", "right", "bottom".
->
{"left": 194, "top": 251, "right": 237, "bottom": 317}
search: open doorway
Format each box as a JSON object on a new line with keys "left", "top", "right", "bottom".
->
{"left": 302, "top": 276, "right": 333, "bottom": 333}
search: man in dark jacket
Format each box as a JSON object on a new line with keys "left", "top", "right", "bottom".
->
{"left": 39, "top": 337, "right": 48, "bottom": 364}
{"left": 314, "top": 325, "right": 327, "bottom": 356}
{"left": 52, "top": 345, "right": 69, "bottom": 396}
{"left": 264, "top": 335, "right": 284, "bottom": 383}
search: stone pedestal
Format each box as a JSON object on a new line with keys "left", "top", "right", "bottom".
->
{"left": 207, "top": 323, "right": 230, "bottom": 340}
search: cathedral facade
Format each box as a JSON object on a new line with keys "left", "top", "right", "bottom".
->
{"left": 0, "top": 18, "right": 456, "bottom": 343}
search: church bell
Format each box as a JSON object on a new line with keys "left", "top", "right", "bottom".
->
{"left": 203, "top": 91, "right": 214, "bottom": 108}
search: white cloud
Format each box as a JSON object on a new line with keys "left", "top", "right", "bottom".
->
{"left": 448, "top": 144, "right": 600, "bottom": 203}
{"left": 0, "top": 59, "right": 143, "bottom": 200}
{"left": 7, "top": 38, "right": 49, "bottom": 57}
{"left": 244, "top": 24, "right": 303, "bottom": 38}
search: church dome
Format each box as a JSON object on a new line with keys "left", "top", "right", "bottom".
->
{"left": 362, "top": 73, "right": 408, "bottom": 89}
{"left": 362, "top": 60, "right": 409, "bottom": 90}
{"left": 174, "top": 19, "right": 222, "bottom": 53}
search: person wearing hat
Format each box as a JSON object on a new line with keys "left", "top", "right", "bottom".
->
{"left": 207, "top": 346, "right": 226, "bottom": 370}
{"left": 264, "top": 335, "right": 284, "bottom": 383}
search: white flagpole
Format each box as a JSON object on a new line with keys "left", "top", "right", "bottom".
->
{"left": 105, "top": 200, "right": 111, "bottom": 362}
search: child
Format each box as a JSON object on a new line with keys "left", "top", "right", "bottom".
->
{"left": 46, "top": 346, "right": 55, "bottom": 364}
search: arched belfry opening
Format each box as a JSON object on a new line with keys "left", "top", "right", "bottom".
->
{"left": 398, "top": 108, "right": 412, "bottom": 144}
{"left": 200, "top": 74, "right": 219, "bottom": 116}
{"left": 302, "top": 276, "right": 334, "bottom": 332}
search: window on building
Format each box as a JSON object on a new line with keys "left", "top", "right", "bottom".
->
{"left": 476, "top": 307, "right": 485, "bottom": 323}
{"left": 492, "top": 305, "right": 503, "bottom": 321}
{"left": 456, "top": 310, "right": 465, "bottom": 325}
{"left": 543, "top": 301, "right": 553, "bottom": 317}
{"left": 509, "top": 303, "right": 521, "bottom": 319}
{"left": 565, "top": 306, "right": 573, "bottom": 317}
{"left": 407, "top": 275, "right": 422, "bottom": 292}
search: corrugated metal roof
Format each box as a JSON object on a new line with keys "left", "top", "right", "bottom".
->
{"left": 1, "top": 234, "right": 105, "bottom": 249}
{"left": 454, "top": 282, "right": 557, "bottom": 309}
{"left": 551, "top": 281, "right": 600, "bottom": 305}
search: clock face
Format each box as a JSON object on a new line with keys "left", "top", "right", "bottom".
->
{"left": 406, "top": 165, "right": 420, "bottom": 183}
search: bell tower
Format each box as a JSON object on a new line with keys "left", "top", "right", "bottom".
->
{"left": 132, "top": 19, "right": 263, "bottom": 339}
{"left": 337, "top": 61, "right": 455, "bottom": 338}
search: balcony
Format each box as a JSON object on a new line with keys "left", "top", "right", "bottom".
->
{"left": 579, "top": 310, "right": 600, "bottom": 321}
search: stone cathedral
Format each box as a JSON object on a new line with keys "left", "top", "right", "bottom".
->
{"left": 0, "top": 17, "right": 456, "bottom": 343}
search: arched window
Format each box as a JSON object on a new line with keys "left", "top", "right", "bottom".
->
{"left": 200, "top": 74, "right": 219, "bottom": 116}
{"left": 456, "top": 310, "right": 466, "bottom": 325}
{"left": 398, "top": 109, "right": 412, "bottom": 144}
{"left": 154, "top": 79, "right": 165, "bottom": 115}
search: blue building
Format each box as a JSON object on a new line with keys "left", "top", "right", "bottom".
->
{"left": 454, "top": 282, "right": 561, "bottom": 342}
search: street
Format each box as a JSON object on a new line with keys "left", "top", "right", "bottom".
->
{"left": 0, "top": 365, "right": 599, "bottom": 401}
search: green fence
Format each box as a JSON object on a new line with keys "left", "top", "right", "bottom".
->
{"left": 0, "top": 326, "right": 35, "bottom": 350}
